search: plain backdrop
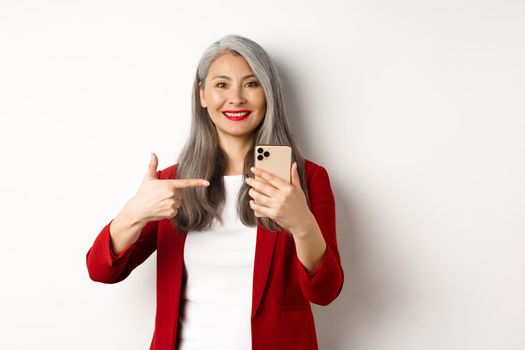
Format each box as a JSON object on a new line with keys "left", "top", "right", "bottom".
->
{"left": 0, "top": 0, "right": 524, "bottom": 349}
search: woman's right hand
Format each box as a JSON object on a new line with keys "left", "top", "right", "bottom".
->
{"left": 123, "top": 152, "right": 210, "bottom": 225}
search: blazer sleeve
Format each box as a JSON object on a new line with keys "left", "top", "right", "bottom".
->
{"left": 85, "top": 171, "right": 160, "bottom": 284}
{"left": 295, "top": 165, "right": 344, "bottom": 306}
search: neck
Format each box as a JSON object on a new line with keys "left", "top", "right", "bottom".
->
{"left": 219, "top": 135, "right": 253, "bottom": 176}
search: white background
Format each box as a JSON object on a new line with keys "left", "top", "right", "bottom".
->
{"left": 1, "top": 0, "right": 524, "bottom": 349}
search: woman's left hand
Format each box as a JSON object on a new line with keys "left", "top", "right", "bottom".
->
{"left": 246, "top": 162, "right": 313, "bottom": 236}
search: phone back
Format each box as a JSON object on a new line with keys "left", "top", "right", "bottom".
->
{"left": 254, "top": 145, "right": 292, "bottom": 184}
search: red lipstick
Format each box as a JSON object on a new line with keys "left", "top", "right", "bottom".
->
{"left": 222, "top": 110, "right": 252, "bottom": 121}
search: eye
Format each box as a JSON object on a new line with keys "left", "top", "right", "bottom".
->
{"left": 246, "top": 81, "right": 259, "bottom": 87}
{"left": 215, "top": 82, "right": 227, "bottom": 88}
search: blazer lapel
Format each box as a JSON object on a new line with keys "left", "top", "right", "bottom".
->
{"left": 251, "top": 223, "right": 278, "bottom": 319}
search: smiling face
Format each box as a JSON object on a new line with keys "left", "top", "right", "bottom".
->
{"left": 199, "top": 52, "right": 267, "bottom": 144}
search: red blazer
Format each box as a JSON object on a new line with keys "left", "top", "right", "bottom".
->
{"left": 86, "top": 159, "right": 344, "bottom": 350}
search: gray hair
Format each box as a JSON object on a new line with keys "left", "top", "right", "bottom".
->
{"left": 172, "top": 34, "right": 310, "bottom": 233}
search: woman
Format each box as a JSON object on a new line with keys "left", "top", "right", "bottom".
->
{"left": 86, "top": 34, "right": 344, "bottom": 350}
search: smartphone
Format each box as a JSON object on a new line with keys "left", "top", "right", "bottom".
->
{"left": 253, "top": 144, "right": 292, "bottom": 184}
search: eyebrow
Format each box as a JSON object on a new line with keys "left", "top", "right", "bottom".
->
{"left": 211, "top": 74, "right": 257, "bottom": 81}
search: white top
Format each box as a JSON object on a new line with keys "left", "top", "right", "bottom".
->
{"left": 178, "top": 175, "right": 258, "bottom": 350}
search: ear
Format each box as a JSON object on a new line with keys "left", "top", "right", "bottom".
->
{"left": 198, "top": 81, "right": 207, "bottom": 108}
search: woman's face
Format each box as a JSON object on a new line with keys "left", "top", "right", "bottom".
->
{"left": 199, "top": 53, "right": 267, "bottom": 142}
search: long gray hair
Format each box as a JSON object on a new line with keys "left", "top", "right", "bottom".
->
{"left": 172, "top": 34, "right": 310, "bottom": 233}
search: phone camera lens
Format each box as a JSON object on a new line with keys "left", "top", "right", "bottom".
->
{"left": 257, "top": 148, "right": 264, "bottom": 153}
{"left": 257, "top": 155, "right": 263, "bottom": 160}
{"left": 264, "top": 151, "right": 270, "bottom": 157}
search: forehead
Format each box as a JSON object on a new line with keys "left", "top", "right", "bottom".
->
{"left": 207, "top": 53, "right": 254, "bottom": 79}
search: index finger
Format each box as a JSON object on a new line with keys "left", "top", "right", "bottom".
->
{"left": 164, "top": 178, "right": 210, "bottom": 188}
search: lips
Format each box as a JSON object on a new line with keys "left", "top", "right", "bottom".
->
{"left": 222, "top": 110, "right": 252, "bottom": 121}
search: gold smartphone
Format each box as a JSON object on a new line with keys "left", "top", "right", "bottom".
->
{"left": 253, "top": 144, "right": 292, "bottom": 184}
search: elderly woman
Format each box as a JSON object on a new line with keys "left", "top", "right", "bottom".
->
{"left": 86, "top": 34, "right": 344, "bottom": 350}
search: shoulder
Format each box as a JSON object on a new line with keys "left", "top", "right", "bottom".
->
{"left": 303, "top": 159, "right": 335, "bottom": 202}
{"left": 304, "top": 158, "right": 329, "bottom": 180}
{"left": 156, "top": 163, "right": 179, "bottom": 180}
{"left": 303, "top": 159, "right": 333, "bottom": 193}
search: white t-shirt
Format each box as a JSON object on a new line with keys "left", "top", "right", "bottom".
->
{"left": 178, "top": 175, "right": 258, "bottom": 350}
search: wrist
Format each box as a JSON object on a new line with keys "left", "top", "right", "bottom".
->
{"left": 121, "top": 201, "right": 148, "bottom": 228}
{"left": 291, "top": 212, "right": 317, "bottom": 240}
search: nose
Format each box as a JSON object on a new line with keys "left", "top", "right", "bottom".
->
{"left": 228, "top": 86, "right": 246, "bottom": 104}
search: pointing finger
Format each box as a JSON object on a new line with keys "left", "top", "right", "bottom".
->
{"left": 164, "top": 178, "right": 210, "bottom": 189}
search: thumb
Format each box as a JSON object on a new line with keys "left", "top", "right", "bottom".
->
{"left": 291, "top": 162, "right": 300, "bottom": 187}
{"left": 144, "top": 152, "right": 159, "bottom": 180}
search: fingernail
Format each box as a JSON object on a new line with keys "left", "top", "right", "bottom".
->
{"left": 204, "top": 180, "right": 210, "bottom": 186}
